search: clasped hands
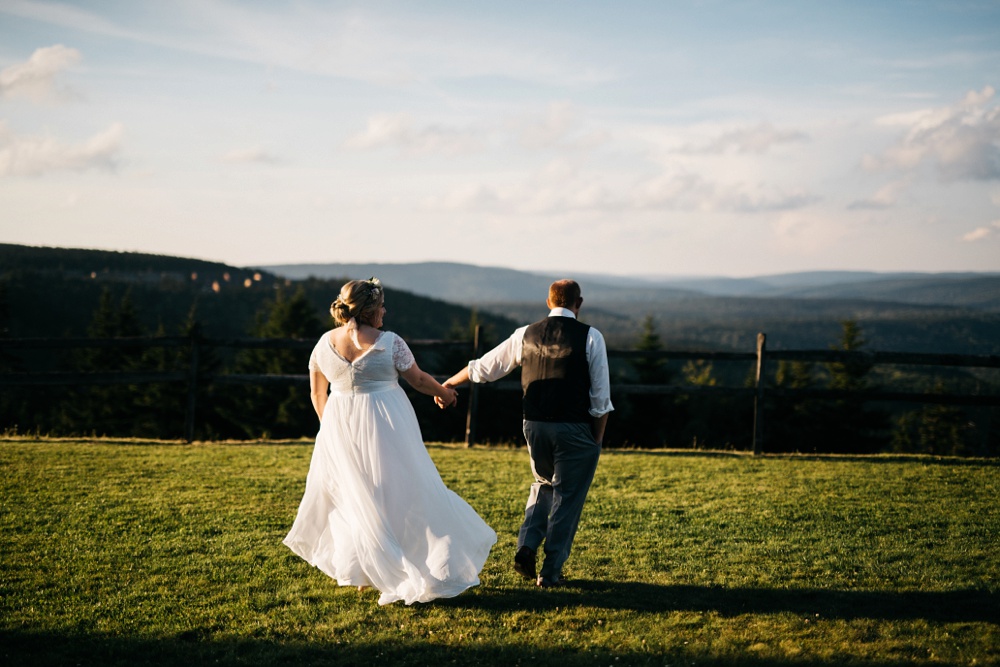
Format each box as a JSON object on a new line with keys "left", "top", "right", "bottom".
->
{"left": 435, "top": 382, "right": 458, "bottom": 410}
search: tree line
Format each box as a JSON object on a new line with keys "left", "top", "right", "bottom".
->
{"left": 625, "top": 316, "right": 998, "bottom": 456}
{"left": 2, "top": 284, "right": 997, "bottom": 456}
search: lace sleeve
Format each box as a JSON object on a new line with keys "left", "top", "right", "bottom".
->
{"left": 392, "top": 333, "right": 415, "bottom": 373}
{"left": 307, "top": 333, "right": 324, "bottom": 372}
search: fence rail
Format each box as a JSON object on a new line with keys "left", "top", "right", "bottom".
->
{"left": 3, "top": 330, "right": 999, "bottom": 451}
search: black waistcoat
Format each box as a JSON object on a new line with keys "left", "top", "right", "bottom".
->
{"left": 521, "top": 316, "right": 592, "bottom": 423}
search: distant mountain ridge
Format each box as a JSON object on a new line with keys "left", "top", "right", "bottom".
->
{"left": 265, "top": 262, "right": 1000, "bottom": 310}
{"left": 263, "top": 261, "right": 1000, "bottom": 354}
{"left": 264, "top": 262, "right": 703, "bottom": 305}
{"left": 3, "top": 246, "right": 997, "bottom": 355}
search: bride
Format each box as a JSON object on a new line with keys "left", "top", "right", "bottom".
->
{"left": 283, "top": 278, "right": 496, "bottom": 605}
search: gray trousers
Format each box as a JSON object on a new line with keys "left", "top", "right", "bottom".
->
{"left": 518, "top": 420, "right": 602, "bottom": 581}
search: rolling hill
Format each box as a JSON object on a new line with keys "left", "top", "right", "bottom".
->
{"left": 266, "top": 262, "right": 1000, "bottom": 309}
{"left": 265, "top": 261, "right": 1000, "bottom": 354}
{"left": 3, "top": 245, "right": 997, "bottom": 355}
{"left": 0, "top": 245, "right": 516, "bottom": 341}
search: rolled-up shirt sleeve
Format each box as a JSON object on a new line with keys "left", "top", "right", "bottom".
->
{"left": 587, "top": 328, "right": 614, "bottom": 417}
{"left": 467, "top": 326, "right": 528, "bottom": 383}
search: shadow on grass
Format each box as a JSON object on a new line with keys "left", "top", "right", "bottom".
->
{"left": 0, "top": 627, "right": 964, "bottom": 667}
{"left": 604, "top": 448, "right": 1000, "bottom": 466}
{"left": 442, "top": 580, "right": 999, "bottom": 624}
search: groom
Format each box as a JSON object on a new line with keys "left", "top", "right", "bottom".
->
{"left": 442, "top": 279, "right": 613, "bottom": 587}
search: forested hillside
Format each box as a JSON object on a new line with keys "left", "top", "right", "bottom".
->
{"left": 0, "top": 244, "right": 515, "bottom": 341}
{"left": 2, "top": 244, "right": 997, "bottom": 455}
{"left": 267, "top": 259, "right": 1000, "bottom": 355}
{"left": 0, "top": 244, "right": 517, "bottom": 442}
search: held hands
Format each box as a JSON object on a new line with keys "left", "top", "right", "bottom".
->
{"left": 435, "top": 384, "right": 458, "bottom": 409}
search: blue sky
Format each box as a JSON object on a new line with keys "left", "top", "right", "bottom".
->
{"left": 1, "top": 0, "right": 999, "bottom": 277}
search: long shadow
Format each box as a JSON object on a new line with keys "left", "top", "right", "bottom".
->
{"left": 440, "top": 580, "right": 999, "bottom": 623}
{"left": 0, "top": 628, "right": 975, "bottom": 667}
{"left": 605, "top": 449, "right": 1000, "bottom": 467}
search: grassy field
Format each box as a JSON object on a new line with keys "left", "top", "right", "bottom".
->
{"left": 1, "top": 439, "right": 998, "bottom": 666}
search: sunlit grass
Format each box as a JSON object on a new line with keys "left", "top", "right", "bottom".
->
{"left": 1, "top": 439, "right": 998, "bottom": 666}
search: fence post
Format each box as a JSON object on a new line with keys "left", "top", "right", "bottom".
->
{"left": 464, "top": 325, "right": 482, "bottom": 448}
{"left": 752, "top": 332, "right": 767, "bottom": 455}
{"left": 184, "top": 325, "right": 201, "bottom": 443}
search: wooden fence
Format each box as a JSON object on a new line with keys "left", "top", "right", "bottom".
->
{"left": 3, "top": 330, "right": 999, "bottom": 452}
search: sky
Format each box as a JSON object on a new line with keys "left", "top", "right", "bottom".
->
{"left": 1, "top": 0, "right": 999, "bottom": 278}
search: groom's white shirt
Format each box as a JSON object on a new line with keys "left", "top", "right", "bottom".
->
{"left": 466, "top": 307, "right": 614, "bottom": 418}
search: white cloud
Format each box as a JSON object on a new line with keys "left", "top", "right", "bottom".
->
{"left": 0, "top": 44, "right": 81, "bottom": 102}
{"left": 343, "top": 113, "right": 486, "bottom": 155}
{"left": 848, "top": 178, "right": 910, "bottom": 210}
{"left": 717, "top": 186, "right": 820, "bottom": 213}
{"left": 221, "top": 146, "right": 280, "bottom": 164}
{"left": 509, "top": 101, "right": 611, "bottom": 154}
{"left": 425, "top": 164, "right": 818, "bottom": 217}
{"left": 427, "top": 183, "right": 502, "bottom": 211}
{"left": 343, "top": 114, "right": 410, "bottom": 149}
{"left": 513, "top": 101, "right": 577, "bottom": 149}
{"left": 962, "top": 226, "right": 992, "bottom": 242}
{"left": 961, "top": 220, "right": 1000, "bottom": 242}
{"left": 770, "top": 210, "right": 850, "bottom": 256}
{"left": 865, "top": 85, "right": 1000, "bottom": 181}
{"left": 677, "top": 122, "right": 808, "bottom": 155}
{"left": 0, "top": 2, "right": 610, "bottom": 90}
{"left": 630, "top": 171, "right": 716, "bottom": 211}
{"left": 0, "top": 121, "right": 124, "bottom": 177}
{"left": 630, "top": 169, "right": 819, "bottom": 213}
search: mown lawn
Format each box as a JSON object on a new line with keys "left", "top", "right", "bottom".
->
{"left": 1, "top": 439, "right": 998, "bottom": 666}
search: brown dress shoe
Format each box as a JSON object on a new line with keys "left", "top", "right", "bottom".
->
{"left": 513, "top": 546, "right": 537, "bottom": 580}
{"left": 536, "top": 575, "right": 567, "bottom": 588}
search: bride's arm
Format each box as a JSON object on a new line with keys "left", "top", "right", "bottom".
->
{"left": 400, "top": 362, "right": 458, "bottom": 407}
{"left": 310, "top": 369, "right": 330, "bottom": 421}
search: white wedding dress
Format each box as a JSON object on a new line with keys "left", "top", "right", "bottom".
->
{"left": 283, "top": 330, "right": 496, "bottom": 605}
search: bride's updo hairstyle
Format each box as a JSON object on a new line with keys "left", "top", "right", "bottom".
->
{"left": 331, "top": 278, "right": 384, "bottom": 327}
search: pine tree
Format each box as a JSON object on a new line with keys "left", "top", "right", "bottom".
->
{"left": 813, "top": 320, "right": 888, "bottom": 453}
{"left": 766, "top": 360, "right": 820, "bottom": 452}
{"left": 177, "top": 306, "right": 228, "bottom": 440}
{"left": 222, "top": 287, "right": 325, "bottom": 439}
{"left": 0, "top": 279, "right": 29, "bottom": 434}
{"left": 633, "top": 315, "right": 670, "bottom": 385}
{"left": 891, "top": 382, "right": 980, "bottom": 456}
{"left": 828, "top": 320, "right": 872, "bottom": 392}
{"left": 617, "top": 315, "right": 676, "bottom": 447}
{"left": 62, "top": 288, "right": 148, "bottom": 436}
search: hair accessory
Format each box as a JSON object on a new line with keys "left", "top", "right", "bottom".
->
{"left": 367, "top": 276, "right": 382, "bottom": 301}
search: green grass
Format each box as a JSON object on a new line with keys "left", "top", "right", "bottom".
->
{"left": 1, "top": 439, "right": 998, "bottom": 666}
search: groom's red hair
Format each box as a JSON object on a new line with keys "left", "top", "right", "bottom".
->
{"left": 548, "top": 279, "right": 582, "bottom": 309}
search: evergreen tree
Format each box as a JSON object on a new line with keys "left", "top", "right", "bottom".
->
{"left": 891, "top": 382, "right": 981, "bottom": 456}
{"left": 633, "top": 315, "right": 670, "bottom": 385}
{"left": 132, "top": 312, "right": 215, "bottom": 440}
{"left": 682, "top": 359, "right": 716, "bottom": 387}
{"left": 176, "top": 307, "right": 228, "bottom": 440}
{"left": 828, "top": 320, "right": 872, "bottom": 392}
{"left": 0, "top": 279, "right": 29, "bottom": 433}
{"left": 61, "top": 288, "right": 148, "bottom": 436}
{"left": 615, "top": 315, "right": 676, "bottom": 447}
{"left": 131, "top": 322, "right": 179, "bottom": 438}
{"left": 222, "top": 287, "right": 325, "bottom": 439}
{"left": 813, "top": 320, "right": 888, "bottom": 453}
{"left": 767, "top": 360, "right": 821, "bottom": 452}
